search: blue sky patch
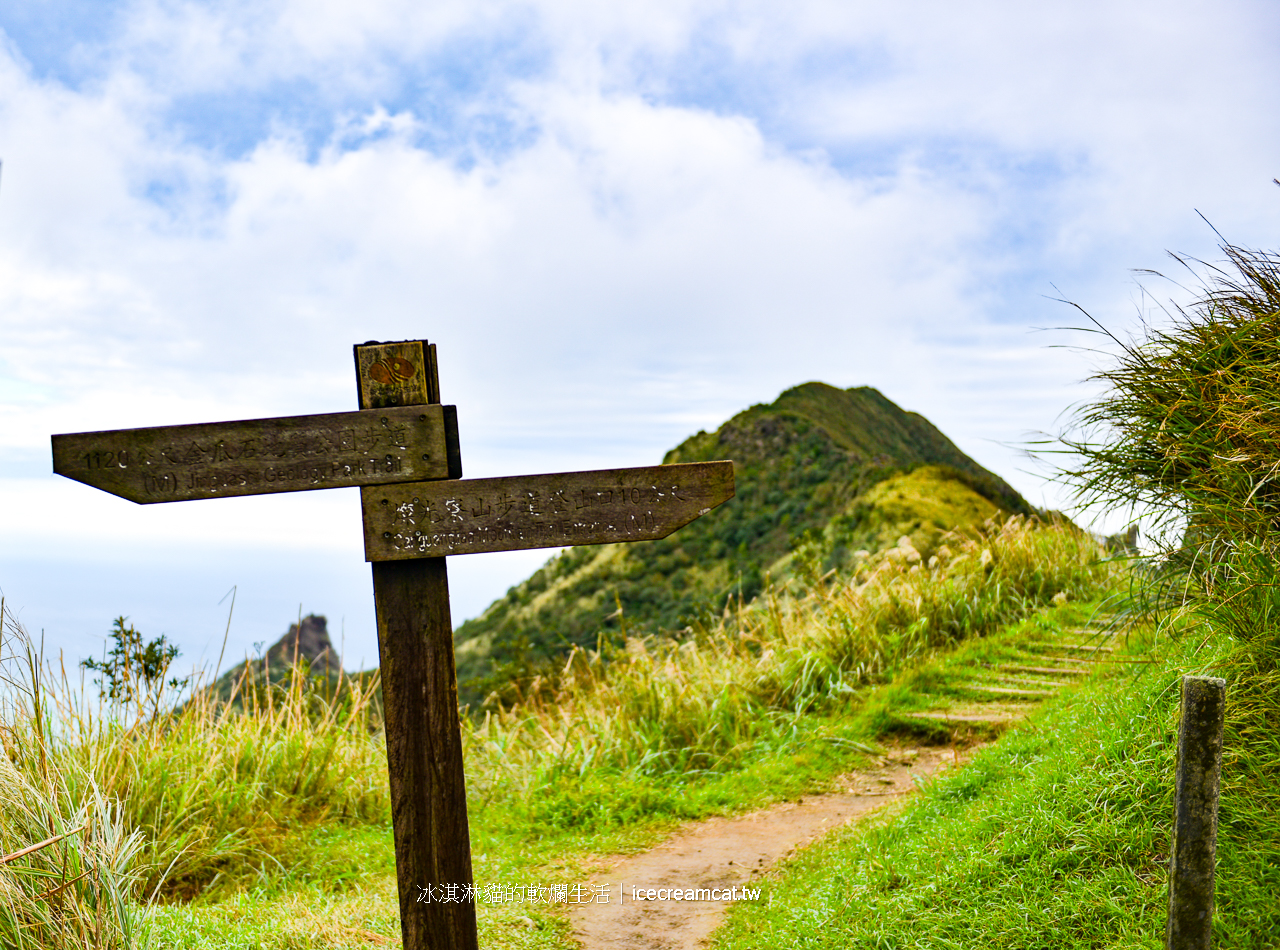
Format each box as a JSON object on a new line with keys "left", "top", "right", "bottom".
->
{"left": 0, "top": 0, "right": 121, "bottom": 87}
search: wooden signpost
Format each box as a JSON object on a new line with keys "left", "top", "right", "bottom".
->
{"left": 51, "top": 338, "right": 735, "bottom": 950}
{"left": 1167, "top": 675, "right": 1227, "bottom": 950}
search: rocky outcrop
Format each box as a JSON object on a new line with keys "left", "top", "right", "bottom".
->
{"left": 209, "top": 613, "right": 339, "bottom": 703}
{"left": 264, "top": 614, "right": 337, "bottom": 672}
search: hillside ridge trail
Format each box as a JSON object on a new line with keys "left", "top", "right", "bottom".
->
{"left": 570, "top": 623, "right": 1120, "bottom": 950}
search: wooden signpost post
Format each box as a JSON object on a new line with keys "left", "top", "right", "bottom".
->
{"left": 51, "top": 338, "right": 735, "bottom": 950}
{"left": 1167, "top": 675, "right": 1227, "bottom": 950}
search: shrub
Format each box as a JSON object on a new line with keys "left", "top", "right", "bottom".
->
{"left": 1056, "top": 241, "right": 1280, "bottom": 643}
{"left": 1057, "top": 244, "right": 1280, "bottom": 538}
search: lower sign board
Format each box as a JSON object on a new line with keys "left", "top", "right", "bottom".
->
{"left": 52, "top": 404, "right": 460, "bottom": 504}
{"left": 360, "top": 460, "right": 734, "bottom": 560}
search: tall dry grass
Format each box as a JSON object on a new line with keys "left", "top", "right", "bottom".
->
{"left": 0, "top": 599, "right": 390, "bottom": 922}
{"left": 0, "top": 515, "right": 1117, "bottom": 931}
{"left": 1, "top": 605, "right": 153, "bottom": 949}
{"left": 1056, "top": 242, "right": 1280, "bottom": 644}
{"left": 463, "top": 516, "right": 1118, "bottom": 799}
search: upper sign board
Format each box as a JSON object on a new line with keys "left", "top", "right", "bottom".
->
{"left": 52, "top": 405, "right": 459, "bottom": 504}
{"left": 360, "top": 460, "right": 735, "bottom": 560}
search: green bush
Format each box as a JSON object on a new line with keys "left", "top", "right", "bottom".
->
{"left": 1056, "top": 243, "right": 1280, "bottom": 642}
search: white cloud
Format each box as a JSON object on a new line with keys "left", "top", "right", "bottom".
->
{"left": 2, "top": 0, "right": 1278, "bottom": 659}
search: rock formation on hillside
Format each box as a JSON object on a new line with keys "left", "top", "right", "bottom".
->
{"left": 210, "top": 613, "right": 338, "bottom": 702}
{"left": 264, "top": 614, "right": 337, "bottom": 672}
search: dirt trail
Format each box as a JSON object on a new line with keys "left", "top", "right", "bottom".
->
{"left": 570, "top": 746, "right": 960, "bottom": 950}
{"left": 570, "top": 625, "right": 1118, "bottom": 950}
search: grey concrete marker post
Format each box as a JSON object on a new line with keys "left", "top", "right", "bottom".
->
{"left": 1167, "top": 674, "right": 1226, "bottom": 950}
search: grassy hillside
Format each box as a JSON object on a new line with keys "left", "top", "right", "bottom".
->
{"left": 1, "top": 514, "right": 1119, "bottom": 950}
{"left": 713, "top": 622, "right": 1280, "bottom": 950}
{"left": 11, "top": 522, "right": 1275, "bottom": 949}
{"left": 454, "top": 382, "right": 1034, "bottom": 704}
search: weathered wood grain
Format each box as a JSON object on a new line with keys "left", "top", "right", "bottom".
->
{"left": 356, "top": 339, "right": 436, "bottom": 410}
{"left": 356, "top": 340, "right": 477, "bottom": 950}
{"left": 360, "top": 460, "right": 735, "bottom": 561}
{"left": 373, "top": 557, "right": 476, "bottom": 950}
{"left": 51, "top": 405, "right": 455, "bottom": 503}
{"left": 1167, "top": 675, "right": 1226, "bottom": 950}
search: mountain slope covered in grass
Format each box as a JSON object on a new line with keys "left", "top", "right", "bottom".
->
{"left": 454, "top": 382, "right": 1034, "bottom": 703}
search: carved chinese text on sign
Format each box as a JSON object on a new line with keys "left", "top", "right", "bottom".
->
{"left": 360, "top": 461, "right": 735, "bottom": 560}
{"left": 52, "top": 405, "right": 455, "bottom": 503}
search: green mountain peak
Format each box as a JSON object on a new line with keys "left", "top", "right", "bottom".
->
{"left": 454, "top": 383, "right": 1032, "bottom": 704}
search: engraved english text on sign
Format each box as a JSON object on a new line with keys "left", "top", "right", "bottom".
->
{"left": 52, "top": 405, "right": 458, "bottom": 504}
{"left": 360, "top": 461, "right": 735, "bottom": 560}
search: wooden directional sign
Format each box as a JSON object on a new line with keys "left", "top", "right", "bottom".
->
{"left": 360, "top": 461, "right": 734, "bottom": 560}
{"left": 51, "top": 404, "right": 459, "bottom": 503}
{"left": 50, "top": 336, "right": 735, "bottom": 950}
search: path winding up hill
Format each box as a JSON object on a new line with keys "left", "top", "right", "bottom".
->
{"left": 570, "top": 619, "right": 1120, "bottom": 950}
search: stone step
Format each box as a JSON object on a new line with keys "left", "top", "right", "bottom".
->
{"left": 895, "top": 617, "right": 1125, "bottom": 734}
{"left": 961, "top": 684, "right": 1055, "bottom": 698}
{"left": 903, "top": 710, "right": 1017, "bottom": 724}
{"left": 1063, "top": 627, "right": 1118, "bottom": 638}
{"left": 1028, "top": 642, "right": 1115, "bottom": 653}
{"left": 1040, "top": 654, "right": 1155, "bottom": 665}
{"left": 986, "top": 675, "right": 1073, "bottom": 689}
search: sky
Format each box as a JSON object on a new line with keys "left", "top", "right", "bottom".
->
{"left": 2, "top": 0, "right": 1278, "bottom": 675}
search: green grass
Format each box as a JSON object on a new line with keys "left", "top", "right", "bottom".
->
{"left": 0, "top": 515, "right": 1119, "bottom": 949}
{"left": 1057, "top": 243, "right": 1280, "bottom": 550}
{"left": 133, "top": 597, "right": 1122, "bottom": 950}
{"left": 711, "top": 623, "right": 1280, "bottom": 949}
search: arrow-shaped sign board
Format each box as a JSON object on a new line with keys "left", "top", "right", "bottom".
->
{"left": 360, "top": 460, "right": 735, "bottom": 560}
{"left": 52, "top": 404, "right": 460, "bottom": 504}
